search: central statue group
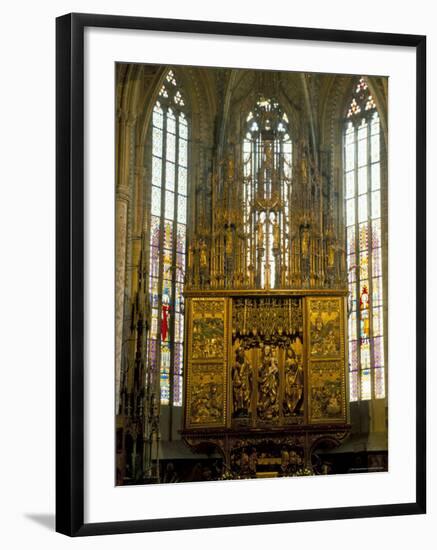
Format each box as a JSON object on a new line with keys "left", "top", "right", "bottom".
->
{"left": 232, "top": 343, "right": 304, "bottom": 422}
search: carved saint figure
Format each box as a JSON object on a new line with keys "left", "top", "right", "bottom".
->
{"left": 310, "top": 315, "right": 325, "bottom": 356}
{"left": 272, "top": 215, "right": 280, "bottom": 250}
{"left": 283, "top": 347, "right": 304, "bottom": 416}
{"left": 327, "top": 241, "right": 336, "bottom": 268}
{"left": 232, "top": 345, "right": 252, "bottom": 417}
{"left": 264, "top": 142, "right": 273, "bottom": 169}
{"left": 301, "top": 225, "right": 310, "bottom": 258}
{"left": 257, "top": 345, "right": 279, "bottom": 421}
{"left": 257, "top": 220, "right": 264, "bottom": 248}
{"left": 188, "top": 243, "right": 194, "bottom": 271}
{"left": 225, "top": 226, "right": 233, "bottom": 255}
{"left": 199, "top": 240, "right": 208, "bottom": 268}
{"left": 198, "top": 239, "right": 209, "bottom": 288}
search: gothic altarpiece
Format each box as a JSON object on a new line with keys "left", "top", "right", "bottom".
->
{"left": 181, "top": 88, "right": 350, "bottom": 478}
{"left": 116, "top": 66, "right": 388, "bottom": 483}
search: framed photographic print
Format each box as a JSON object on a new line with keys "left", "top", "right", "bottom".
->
{"left": 56, "top": 13, "right": 426, "bottom": 536}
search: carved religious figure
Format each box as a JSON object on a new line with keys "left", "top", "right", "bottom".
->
{"left": 257, "top": 345, "right": 279, "bottom": 421}
{"left": 283, "top": 347, "right": 304, "bottom": 416}
{"left": 225, "top": 226, "right": 233, "bottom": 255}
{"left": 257, "top": 220, "right": 264, "bottom": 248}
{"left": 187, "top": 243, "right": 194, "bottom": 276}
{"left": 198, "top": 239, "right": 208, "bottom": 288}
{"left": 199, "top": 239, "right": 208, "bottom": 268}
{"left": 301, "top": 225, "right": 310, "bottom": 258}
{"left": 232, "top": 345, "right": 252, "bottom": 417}
{"left": 272, "top": 215, "right": 280, "bottom": 251}
{"left": 327, "top": 241, "right": 336, "bottom": 269}
{"left": 264, "top": 141, "right": 273, "bottom": 169}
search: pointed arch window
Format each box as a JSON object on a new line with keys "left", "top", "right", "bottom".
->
{"left": 147, "top": 70, "right": 188, "bottom": 406}
{"left": 243, "top": 97, "right": 292, "bottom": 289}
{"left": 344, "top": 78, "right": 385, "bottom": 402}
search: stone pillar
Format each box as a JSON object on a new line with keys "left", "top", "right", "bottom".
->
{"left": 115, "top": 110, "right": 136, "bottom": 413}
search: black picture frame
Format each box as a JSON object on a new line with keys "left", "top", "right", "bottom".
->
{"left": 56, "top": 12, "right": 426, "bottom": 537}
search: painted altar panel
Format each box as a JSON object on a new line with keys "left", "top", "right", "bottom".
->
{"left": 308, "top": 361, "right": 346, "bottom": 422}
{"left": 308, "top": 297, "right": 342, "bottom": 359}
{"left": 306, "top": 297, "right": 347, "bottom": 423}
{"left": 185, "top": 298, "right": 228, "bottom": 428}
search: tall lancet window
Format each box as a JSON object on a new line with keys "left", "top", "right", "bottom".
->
{"left": 243, "top": 97, "right": 292, "bottom": 289}
{"left": 344, "top": 78, "right": 385, "bottom": 402}
{"left": 147, "top": 70, "right": 188, "bottom": 406}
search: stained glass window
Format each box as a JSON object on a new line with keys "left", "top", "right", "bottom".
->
{"left": 344, "top": 78, "right": 385, "bottom": 401}
{"left": 147, "top": 70, "right": 188, "bottom": 406}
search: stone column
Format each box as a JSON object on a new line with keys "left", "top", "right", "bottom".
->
{"left": 115, "top": 110, "right": 136, "bottom": 414}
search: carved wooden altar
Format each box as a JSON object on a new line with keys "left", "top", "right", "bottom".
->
{"left": 182, "top": 291, "right": 349, "bottom": 476}
{"left": 181, "top": 91, "right": 350, "bottom": 477}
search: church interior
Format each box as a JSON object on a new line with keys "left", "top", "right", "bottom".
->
{"left": 115, "top": 64, "right": 388, "bottom": 485}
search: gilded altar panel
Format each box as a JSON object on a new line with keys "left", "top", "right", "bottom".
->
{"left": 308, "top": 361, "right": 346, "bottom": 422}
{"left": 185, "top": 297, "right": 228, "bottom": 428}
{"left": 306, "top": 296, "right": 347, "bottom": 424}
{"left": 186, "top": 363, "right": 227, "bottom": 427}
{"left": 190, "top": 298, "right": 225, "bottom": 360}
{"left": 307, "top": 297, "right": 342, "bottom": 359}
